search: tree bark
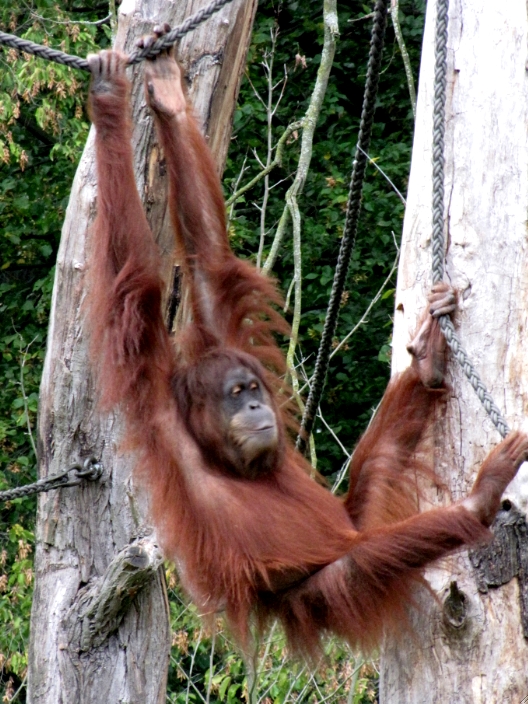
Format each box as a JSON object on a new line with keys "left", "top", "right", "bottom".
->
{"left": 383, "top": 0, "right": 528, "bottom": 700}
{"left": 28, "top": 1, "right": 256, "bottom": 702}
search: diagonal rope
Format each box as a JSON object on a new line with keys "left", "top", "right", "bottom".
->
{"left": 296, "top": 0, "right": 389, "bottom": 454}
{"left": 0, "top": 0, "right": 234, "bottom": 72}
{"left": 431, "top": 0, "right": 509, "bottom": 438}
{"left": 0, "top": 30, "right": 89, "bottom": 70}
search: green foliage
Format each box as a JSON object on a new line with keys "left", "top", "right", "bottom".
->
{"left": 166, "top": 579, "right": 378, "bottom": 703}
{"left": 0, "top": 524, "right": 33, "bottom": 696}
{"left": 225, "top": 0, "right": 426, "bottom": 478}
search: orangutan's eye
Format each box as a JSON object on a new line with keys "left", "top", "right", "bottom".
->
{"left": 231, "top": 385, "right": 243, "bottom": 396}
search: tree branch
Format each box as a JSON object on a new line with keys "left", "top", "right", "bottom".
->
{"left": 263, "top": 0, "right": 339, "bottom": 275}
{"left": 225, "top": 120, "right": 302, "bottom": 207}
{"left": 66, "top": 537, "right": 164, "bottom": 652}
{"left": 390, "top": 0, "right": 416, "bottom": 119}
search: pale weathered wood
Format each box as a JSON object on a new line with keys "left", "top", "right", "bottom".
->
{"left": 28, "top": 1, "right": 257, "bottom": 702}
{"left": 383, "top": 0, "right": 528, "bottom": 701}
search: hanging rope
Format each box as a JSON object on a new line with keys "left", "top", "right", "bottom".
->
{"left": 430, "top": 0, "right": 509, "bottom": 438}
{"left": 0, "top": 457, "right": 103, "bottom": 503}
{"left": 0, "top": 0, "right": 235, "bottom": 72}
{"left": 296, "top": 0, "right": 389, "bottom": 454}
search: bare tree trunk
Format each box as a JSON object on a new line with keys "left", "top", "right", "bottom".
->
{"left": 28, "top": 1, "right": 256, "bottom": 702}
{"left": 383, "top": 0, "right": 528, "bottom": 700}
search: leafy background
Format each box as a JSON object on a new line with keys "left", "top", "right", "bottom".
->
{"left": 0, "top": 0, "right": 425, "bottom": 701}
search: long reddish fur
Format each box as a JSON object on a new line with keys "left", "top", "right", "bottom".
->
{"left": 86, "top": 59, "right": 517, "bottom": 657}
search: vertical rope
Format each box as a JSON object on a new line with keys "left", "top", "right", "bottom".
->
{"left": 430, "top": 0, "right": 509, "bottom": 438}
{"left": 297, "top": 0, "right": 389, "bottom": 454}
{"left": 431, "top": 0, "right": 448, "bottom": 286}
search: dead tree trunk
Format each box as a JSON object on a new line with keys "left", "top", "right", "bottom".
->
{"left": 28, "top": 1, "right": 256, "bottom": 702}
{"left": 383, "top": 0, "right": 528, "bottom": 700}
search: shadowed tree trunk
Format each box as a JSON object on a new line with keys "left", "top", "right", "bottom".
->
{"left": 383, "top": 0, "right": 528, "bottom": 700}
{"left": 28, "top": 1, "right": 257, "bottom": 702}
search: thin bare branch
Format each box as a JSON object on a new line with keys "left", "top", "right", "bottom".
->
{"left": 263, "top": 0, "right": 339, "bottom": 277}
{"left": 331, "top": 248, "right": 399, "bottom": 358}
{"left": 226, "top": 155, "right": 248, "bottom": 227}
{"left": 390, "top": 0, "right": 416, "bottom": 119}
{"left": 16, "top": 333, "right": 38, "bottom": 460}
{"left": 357, "top": 145, "right": 406, "bottom": 204}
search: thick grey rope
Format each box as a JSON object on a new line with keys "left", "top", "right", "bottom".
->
{"left": 0, "top": 0, "right": 234, "bottom": 72}
{"left": 0, "top": 31, "right": 89, "bottom": 70}
{"left": 432, "top": 0, "right": 509, "bottom": 438}
{"left": 0, "top": 458, "right": 102, "bottom": 503}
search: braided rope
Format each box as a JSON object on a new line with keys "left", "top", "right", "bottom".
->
{"left": 431, "top": 0, "right": 509, "bottom": 438}
{"left": 0, "top": 31, "right": 89, "bottom": 70}
{"left": 296, "top": 0, "right": 389, "bottom": 453}
{"left": 431, "top": 0, "right": 448, "bottom": 285}
{"left": 0, "top": 0, "right": 234, "bottom": 72}
{"left": 0, "top": 458, "right": 102, "bottom": 503}
{"left": 439, "top": 317, "right": 510, "bottom": 436}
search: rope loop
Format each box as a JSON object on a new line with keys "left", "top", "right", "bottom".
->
{"left": 0, "top": 457, "right": 103, "bottom": 503}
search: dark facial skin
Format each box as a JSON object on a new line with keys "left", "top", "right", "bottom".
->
{"left": 221, "top": 366, "right": 279, "bottom": 475}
